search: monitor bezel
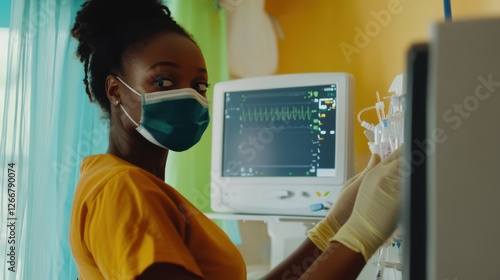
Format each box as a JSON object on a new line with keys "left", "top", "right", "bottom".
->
{"left": 211, "top": 73, "right": 354, "bottom": 190}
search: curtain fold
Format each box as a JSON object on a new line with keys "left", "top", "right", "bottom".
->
{"left": 0, "top": 1, "right": 108, "bottom": 279}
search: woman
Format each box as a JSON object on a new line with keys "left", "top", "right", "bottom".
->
{"left": 69, "top": 1, "right": 403, "bottom": 279}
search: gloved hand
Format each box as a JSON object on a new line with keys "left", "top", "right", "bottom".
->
{"left": 331, "top": 148, "right": 403, "bottom": 261}
{"left": 307, "top": 153, "right": 381, "bottom": 251}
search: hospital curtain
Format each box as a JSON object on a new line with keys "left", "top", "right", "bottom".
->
{"left": 165, "top": 0, "right": 241, "bottom": 244}
{"left": 0, "top": 0, "right": 107, "bottom": 279}
{"left": 0, "top": 1, "right": 239, "bottom": 280}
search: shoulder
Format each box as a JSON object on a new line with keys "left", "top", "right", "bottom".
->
{"left": 85, "top": 164, "right": 190, "bottom": 239}
{"left": 80, "top": 154, "right": 173, "bottom": 201}
{"left": 79, "top": 154, "right": 185, "bottom": 219}
{"left": 98, "top": 167, "right": 180, "bottom": 214}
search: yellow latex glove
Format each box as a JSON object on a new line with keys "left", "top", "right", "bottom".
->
{"left": 331, "top": 148, "right": 403, "bottom": 261}
{"left": 307, "top": 153, "right": 381, "bottom": 251}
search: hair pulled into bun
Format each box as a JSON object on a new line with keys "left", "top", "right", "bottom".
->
{"left": 71, "top": 0, "right": 194, "bottom": 117}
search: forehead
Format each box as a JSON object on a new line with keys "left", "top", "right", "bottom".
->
{"left": 125, "top": 32, "right": 206, "bottom": 72}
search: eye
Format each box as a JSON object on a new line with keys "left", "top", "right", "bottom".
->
{"left": 153, "top": 77, "right": 174, "bottom": 88}
{"left": 193, "top": 82, "right": 210, "bottom": 94}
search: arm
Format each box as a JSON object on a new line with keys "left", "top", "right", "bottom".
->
{"left": 262, "top": 239, "right": 365, "bottom": 280}
{"left": 262, "top": 238, "right": 321, "bottom": 280}
{"left": 298, "top": 241, "right": 365, "bottom": 280}
{"left": 264, "top": 149, "right": 402, "bottom": 280}
{"left": 86, "top": 170, "right": 205, "bottom": 279}
{"left": 263, "top": 154, "right": 380, "bottom": 280}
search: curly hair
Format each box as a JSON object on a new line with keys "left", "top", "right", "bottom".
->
{"left": 71, "top": 0, "right": 196, "bottom": 118}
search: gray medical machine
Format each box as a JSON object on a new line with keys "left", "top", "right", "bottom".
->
{"left": 404, "top": 17, "right": 500, "bottom": 279}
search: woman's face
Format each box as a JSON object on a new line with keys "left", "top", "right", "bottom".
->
{"left": 116, "top": 32, "right": 209, "bottom": 127}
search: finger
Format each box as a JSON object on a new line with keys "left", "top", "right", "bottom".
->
{"left": 365, "top": 153, "right": 381, "bottom": 170}
{"left": 383, "top": 157, "right": 404, "bottom": 194}
{"left": 345, "top": 171, "right": 363, "bottom": 186}
{"left": 340, "top": 171, "right": 364, "bottom": 192}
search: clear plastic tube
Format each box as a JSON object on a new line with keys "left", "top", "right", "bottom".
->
{"left": 359, "top": 90, "right": 405, "bottom": 158}
{"left": 375, "top": 244, "right": 390, "bottom": 280}
{"left": 357, "top": 105, "right": 376, "bottom": 124}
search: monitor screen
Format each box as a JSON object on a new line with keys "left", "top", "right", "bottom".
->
{"left": 211, "top": 73, "right": 354, "bottom": 216}
{"left": 222, "top": 84, "right": 338, "bottom": 178}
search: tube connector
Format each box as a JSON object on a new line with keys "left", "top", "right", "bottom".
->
{"left": 360, "top": 121, "right": 376, "bottom": 132}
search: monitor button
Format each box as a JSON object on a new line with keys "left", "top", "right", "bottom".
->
{"left": 309, "top": 202, "right": 332, "bottom": 212}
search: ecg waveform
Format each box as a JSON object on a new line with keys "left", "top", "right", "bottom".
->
{"left": 240, "top": 105, "right": 314, "bottom": 122}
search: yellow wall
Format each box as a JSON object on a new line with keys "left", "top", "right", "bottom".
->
{"left": 266, "top": 0, "right": 500, "bottom": 172}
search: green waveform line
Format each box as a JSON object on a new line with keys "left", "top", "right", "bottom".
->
{"left": 240, "top": 105, "right": 314, "bottom": 122}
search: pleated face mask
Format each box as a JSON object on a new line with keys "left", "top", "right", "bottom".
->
{"left": 116, "top": 76, "right": 210, "bottom": 151}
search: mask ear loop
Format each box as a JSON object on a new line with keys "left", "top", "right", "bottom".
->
{"left": 115, "top": 76, "right": 142, "bottom": 96}
{"left": 114, "top": 76, "right": 141, "bottom": 127}
{"left": 119, "top": 104, "right": 140, "bottom": 127}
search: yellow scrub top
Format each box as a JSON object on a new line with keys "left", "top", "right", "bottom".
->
{"left": 69, "top": 154, "right": 246, "bottom": 280}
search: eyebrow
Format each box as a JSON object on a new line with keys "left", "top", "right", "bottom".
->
{"left": 148, "top": 61, "right": 207, "bottom": 74}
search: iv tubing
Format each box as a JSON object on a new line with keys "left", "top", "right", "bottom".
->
{"left": 357, "top": 106, "right": 376, "bottom": 124}
{"left": 375, "top": 91, "right": 387, "bottom": 126}
{"left": 375, "top": 245, "right": 389, "bottom": 280}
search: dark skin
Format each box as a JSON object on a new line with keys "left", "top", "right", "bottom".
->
{"left": 264, "top": 240, "right": 365, "bottom": 280}
{"left": 103, "top": 31, "right": 366, "bottom": 279}
{"left": 105, "top": 32, "right": 209, "bottom": 179}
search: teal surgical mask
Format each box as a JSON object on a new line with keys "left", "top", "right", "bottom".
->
{"left": 116, "top": 76, "right": 210, "bottom": 151}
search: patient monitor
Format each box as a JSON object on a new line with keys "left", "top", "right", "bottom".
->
{"left": 210, "top": 73, "right": 354, "bottom": 216}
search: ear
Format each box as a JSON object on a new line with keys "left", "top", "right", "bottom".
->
{"left": 106, "top": 75, "right": 122, "bottom": 107}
